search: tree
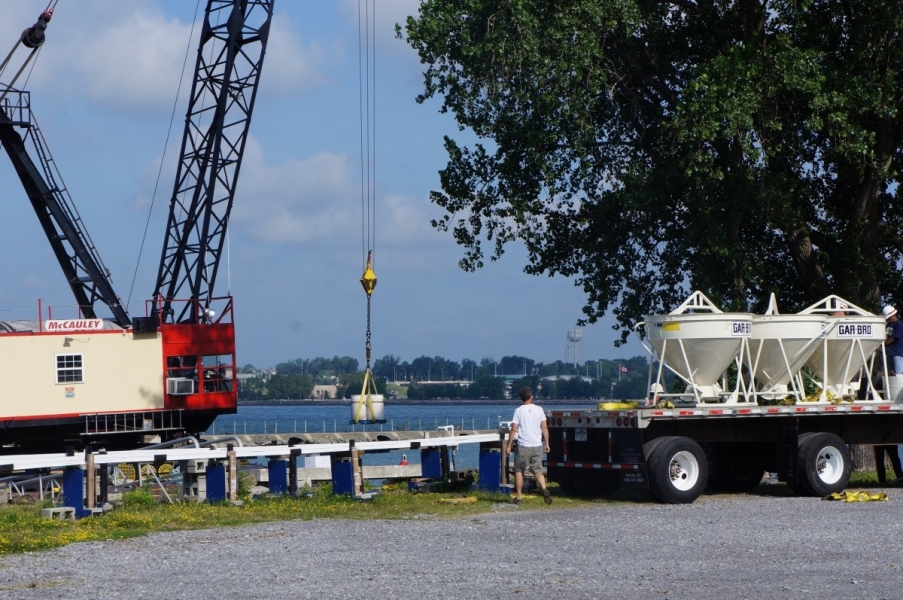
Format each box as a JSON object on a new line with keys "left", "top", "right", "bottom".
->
{"left": 498, "top": 355, "right": 533, "bottom": 376}
{"left": 401, "top": 1, "right": 903, "bottom": 342}
{"left": 274, "top": 356, "right": 360, "bottom": 382}
{"left": 466, "top": 375, "right": 508, "bottom": 399}
{"left": 373, "top": 354, "right": 401, "bottom": 380}
{"left": 266, "top": 373, "right": 314, "bottom": 400}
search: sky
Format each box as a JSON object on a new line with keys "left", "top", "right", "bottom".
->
{"left": 0, "top": 0, "right": 645, "bottom": 370}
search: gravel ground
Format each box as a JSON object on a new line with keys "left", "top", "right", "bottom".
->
{"left": 2, "top": 490, "right": 903, "bottom": 600}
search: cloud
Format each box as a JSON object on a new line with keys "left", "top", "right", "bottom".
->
{"left": 1, "top": 2, "right": 335, "bottom": 115}
{"left": 260, "top": 14, "right": 339, "bottom": 97}
{"left": 229, "top": 138, "right": 447, "bottom": 249}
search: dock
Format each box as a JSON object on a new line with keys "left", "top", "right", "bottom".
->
{"left": 0, "top": 429, "right": 512, "bottom": 516}
{"left": 234, "top": 430, "right": 498, "bottom": 485}
{"left": 230, "top": 429, "right": 496, "bottom": 446}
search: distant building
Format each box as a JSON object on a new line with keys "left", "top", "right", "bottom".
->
{"left": 312, "top": 385, "right": 337, "bottom": 400}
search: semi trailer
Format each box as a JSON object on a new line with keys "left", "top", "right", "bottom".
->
{"left": 546, "top": 291, "right": 903, "bottom": 503}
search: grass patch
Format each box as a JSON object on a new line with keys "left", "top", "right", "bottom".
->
{"left": 0, "top": 484, "right": 538, "bottom": 555}
{"left": 848, "top": 469, "right": 902, "bottom": 488}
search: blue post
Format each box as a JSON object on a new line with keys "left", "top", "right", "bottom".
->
{"left": 478, "top": 447, "right": 503, "bottom": 492}
{"left": 268, "top": 459, "right": 288, "bottom": 494}
{"left": 206, "top": 463, "right": 226, "bottom": 503}
{"left": 62, "top": 467, "right": 90, "bottom": 518}
{"left": 421, "top": 448, "right": 443, "bottom": 479}
{"left": 331, "top": 457, "right": 354, "bottom": 496}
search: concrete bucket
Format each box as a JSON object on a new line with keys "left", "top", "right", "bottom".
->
{"left": 746, "top": 313, "right": 826, "bottom": 398}
{"left": 645, "top": 291, "right": 752, "bottom": 401}
{"left": 799, "top": 296, "right": 885, "bottom": 399}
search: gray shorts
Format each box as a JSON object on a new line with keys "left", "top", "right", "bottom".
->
{"left": 514, "top": 445, "right": 545, "bottom": 475}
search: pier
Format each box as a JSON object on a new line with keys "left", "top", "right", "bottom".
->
{"left": 230, "top": 428, "right": 495, "bottom": 446}
{"left": 0, "top": 429, "right": 513, "bottom": 516}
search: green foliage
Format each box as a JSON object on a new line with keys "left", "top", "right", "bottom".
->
{"left": 401, "top": 0, "right": 903, "bottom": 341}
{"left": 121, "top": 489, "right": 156, "bottom": 508}
{"left": 238, "top": 354, "right": 653, "bottom": 400}
{"left": 276, "top": 357, "right": 359, "bottom": 380}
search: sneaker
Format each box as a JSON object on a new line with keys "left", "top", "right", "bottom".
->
{"left": 543, "top": 488, "right": 552, "bottom": 505}
{"left": 511, "top": 497, "right": 521, "bottom": 505}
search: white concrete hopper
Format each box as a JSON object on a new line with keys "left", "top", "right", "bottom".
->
{"left": 797, "top": 295, "right": 886, "bottom": 399}
{"left": 746, "top": 314, "right": 826, "bottom": 388}
{"left": 646, "top": 313, "right": 752, "bottom": 387}
{"left": 804, "top": 317, "right": 884, "bottom": 386}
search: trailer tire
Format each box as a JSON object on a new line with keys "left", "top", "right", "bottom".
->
{"left": 647, "top": 436, "right": 708, "bottom": 504}
{"left": 558, "top": 479, "right": 578, "bottom": 496}
{"left": 642, "top": 437, "right": 671, "bottom": 501}
{"left": 797, "top": 432, "right": 850, "bottom": 496}
{"left": 643, "top": 436, "right": 669, "bottom": 457}
{"left": 783, "top": 432, "right": 813, "bottom": 495}
{"left": 548, "top": 467, "right": 577, "bottom": 496}
{"left": 707, "top": 444, "right": 765, "bottom": 493}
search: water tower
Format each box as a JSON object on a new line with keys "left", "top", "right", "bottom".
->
{"left": 565, "top": 328, "right": 585, "bottom": 369}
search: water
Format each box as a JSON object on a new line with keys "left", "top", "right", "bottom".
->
{"left": 208, "top": 401, "right": 593, "bottom": 471}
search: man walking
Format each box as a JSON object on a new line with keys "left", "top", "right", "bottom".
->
{"left": 506, "top": 386, "right": 552, "bottom": 505}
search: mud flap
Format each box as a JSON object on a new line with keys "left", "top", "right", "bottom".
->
{"left": 775, "top": 426, "right": 799, "bottom": 484}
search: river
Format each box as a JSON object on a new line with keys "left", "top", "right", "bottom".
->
{"left": 207, "top": 400, "right": 594, "bottom": 471}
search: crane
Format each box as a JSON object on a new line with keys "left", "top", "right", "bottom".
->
{"left": 0, "top": 1, "right": 274, "bottom": 450}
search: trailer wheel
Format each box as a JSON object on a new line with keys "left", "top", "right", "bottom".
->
{"left": 647, "top": 436, "right": 708, "bottom": 504}
{"left": 783, "top": 432, "right": 813, "bottom": 495}
{"left": 558, "top": 479, "right": 578, "bottom": 496}
{"left": 797, "top": 432, "right": 850, "bottom": 496}
{"left": 707, "top": 444, "right": 765, "bottom": 493}
{"left": 643, "top": 436, "right": 669, "bottom": 458}
{"left": 547, "top": 467, "right": 577, "bottom": 496}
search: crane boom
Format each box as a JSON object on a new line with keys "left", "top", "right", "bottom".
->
{"left": 0, "top": 9, "right": 130, "bottom": 326}
{"left": 154, "top": 0, "right": 273, "bottom": 323}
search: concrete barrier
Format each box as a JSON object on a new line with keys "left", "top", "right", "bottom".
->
{"left": 41, "top": 507, "right": 75, "bottom": 520}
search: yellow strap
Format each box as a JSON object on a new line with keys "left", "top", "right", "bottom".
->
{"left": 437, "top": 496, "right": 478, "bottom": 505}
{"left": 823, "top": 490, "right": 888, "bottom": 502}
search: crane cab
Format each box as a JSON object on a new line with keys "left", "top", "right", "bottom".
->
{"left": 0, "top": 297, "right": 237, "bottom": 450}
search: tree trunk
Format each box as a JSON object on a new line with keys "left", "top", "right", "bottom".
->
{"left": 850, "top": 444, "right": 875, "bottom": 471}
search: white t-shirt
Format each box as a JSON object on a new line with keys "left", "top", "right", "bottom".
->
{"left": 512, "top": 403, "right": 546, "bottom": 447}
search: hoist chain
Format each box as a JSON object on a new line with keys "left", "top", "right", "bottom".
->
{"left": 365, "top": 295, "right": 372, "bottom": 369}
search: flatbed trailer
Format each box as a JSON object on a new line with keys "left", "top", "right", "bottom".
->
{"left": 545, "top": 402, "right": 903, "bottom": 504}
{"left": 548, "top": 290, "right": 903, "bottom": 503}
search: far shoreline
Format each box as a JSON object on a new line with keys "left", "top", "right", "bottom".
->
{"left": 237, "top": 398, "right": 599, "bottom": 407}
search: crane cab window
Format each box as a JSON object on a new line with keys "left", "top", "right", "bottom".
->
{"left": 55, "top": 354, "right": 83, "bottom": 384}
{"left": 202, "top": 354, "right": 233, "bottom": 392}
{"left": 167, "top": 355, "right": 198, "bottom": 379}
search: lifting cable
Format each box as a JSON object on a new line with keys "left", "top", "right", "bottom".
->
{"left": 354, "top": 0, "right": 381, "bottom": 424}
{"left": 126, "top": 0, "right": 203, "bottom": 311}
